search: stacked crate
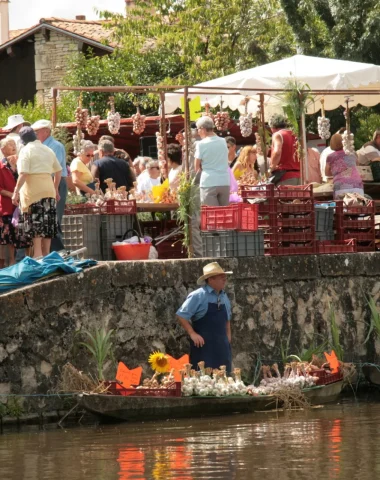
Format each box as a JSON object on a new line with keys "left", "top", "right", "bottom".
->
{"left": 314, "top": 202, "right": 357, "bottom": 254}
{"left": 61, "top": 214, "right": 102, "bottom": 260}
{"left": 200, "top": 203, "right": 264, "bottom": 257}
{"left": 335, "top": 200, "right": 375, "bottom": 252}
{"left": 240, "top": 184, "right": 316, "bottom": 256}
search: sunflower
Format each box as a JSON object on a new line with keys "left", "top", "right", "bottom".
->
{"left": 149, "top": 351, "right": 169, "bottom": 373}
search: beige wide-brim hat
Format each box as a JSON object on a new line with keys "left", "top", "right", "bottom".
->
{"left": 197, "top": 262, "right": 233, "bottom": 285}
{"left": 2, "top": 114, "right": 31, "bottom": 131}
{"left": 31, "top": 119, "right": 52, "bottom": 130}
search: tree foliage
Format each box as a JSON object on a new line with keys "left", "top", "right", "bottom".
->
{"left": 100, "top": 0, "right": 296, "bottom": 84}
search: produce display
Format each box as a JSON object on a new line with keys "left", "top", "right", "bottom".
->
{"left": 156, "top": 131, "right": 165, "bottom": 162}
{"left": 317, "top": 116, "right": 331, "bottom": 140}
{"left": 75, "top": 107, "right": 89, "bottom": 129}
{"left": 175, "top": 131, "right": 184, "bottom": 146}
{"left": 214, "top": 111, "right": 230, "bottom": 131}
{"left": 73, "top": 128, "right": 84, "bottom": 156}
{"left": 136, "top": 370, "right": 176, "bottom": 390}
{"left": 342, "top": 130, "right": 355, "bottom": 155}
{"left": 132, "top": 110, "right": 146, "bottom": 135}
{"left": 107, "top": 96, "right": 121, "bottom": 135}
{"left": 238, "top": 171, "right": 259, "bottom": 186}
{"left": 202, "top": 102, "right": 214, "bottom": 121}
{"left": 180, "top": 362, "right": 248, "bottom": 397}
{"left": 247, "top": 362, "right": 318, "bottom": 396}
{"left": 86, "top": 115, "right": 100, "bottom": 136}
{"left": 239, "top": 112, "right": 253, "bottom": 137}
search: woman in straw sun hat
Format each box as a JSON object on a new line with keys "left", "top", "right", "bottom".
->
{"left": 176, "top": 262, "right": 233, "bottom": 373}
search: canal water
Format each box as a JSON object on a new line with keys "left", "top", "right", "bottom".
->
{"left": 1, "top": 399, "right": 379, "bottom": 479}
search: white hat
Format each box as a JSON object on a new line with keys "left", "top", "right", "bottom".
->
{"left": 2, "top": 114, "right": 31, "bottom": 131}
{"left": 31, "top": 119, "right": 52, "bottom": 130}
{"left": 197, "top": 262, "right": 233, "bottom": 285}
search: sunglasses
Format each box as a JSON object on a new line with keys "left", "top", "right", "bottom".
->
{"left": 149, "top": 167, "right": 160, "bottom": 170}
{"left": 85, "top": 154, "right": 94, "bottom": 158}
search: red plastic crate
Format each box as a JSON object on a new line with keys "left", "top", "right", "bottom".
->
{"left": 237, "top": 203, "right": 258, "bottom": 231}
{"left": 240, "top": 183, "right": 276, "bottom": 200}
{"left": 308, "top": 370, "right": 344, "bottom": 385}
{"left": 267, "top": 243, "right": 316, "bottom": 256}
{"left": 104, "top": 381, "right": 182, "bottom": 397}
{"left": 64, "top": 203, "right": 106, "bottom": 215}
{"left": 356, "top": 241, "right": 376, "bottom": 252}
{"left": 277, "top": 184, "right": 314, "bottom": 199}
{"left": 277, "top": 200, "right": 314, "bottom": 214}
{"left": 336, "top": 200, "right": 375, "bottom": 216}
{"left": 201, "top": 205, "right": 239, "bottom": 231}
{"left": 337, "top": 228, "right": 375, "bottom": 242}
{"left": 106, "top": 199, "right": 137, "bottom": 215}
{"left": 317, "top": 239, "right": 357, "bottom": 254}
{"left": 267, "top": 230, "right": 315, "bottom": 243}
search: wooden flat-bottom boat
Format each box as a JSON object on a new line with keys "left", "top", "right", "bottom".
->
{"left": 362, "top": 365, "right": 380, "bottom": 385}
{"left": 78, "top": 380, "right": 343, "bottom": 422}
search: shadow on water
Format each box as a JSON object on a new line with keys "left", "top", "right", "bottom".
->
{"left": 1, "top": 394, "right": 380, "bottom": 479}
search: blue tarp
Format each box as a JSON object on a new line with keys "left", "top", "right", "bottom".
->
{"left": 0, "top": 252, "right": 97, "bottom": 294}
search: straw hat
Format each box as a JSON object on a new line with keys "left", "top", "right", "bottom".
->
{"left": 2, "top": 114, "right": 30, "bottom": 131}
{"left": 197, "top": 262, "right": 233, "bottom": 285}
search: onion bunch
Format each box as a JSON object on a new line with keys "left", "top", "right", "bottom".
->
{"left": 214, "top": 111, "right": 230, "bottom": 131}
{"left": 86, "top": 115, "right": 100, "bottom": 136}
{"left": 317, "top": 116, "right": 331, "bottom": 140}
{"left": 73, "top": 129, "right": 84, "bottom": 156}
{"left": 156, "top": 132, "right": 165, "bottom": 161}
{"left": 342, "top": 130, "right": 355, "bottom": 155}
{"left": 75, "top": 108, "right": 88, "bottom": 129}
{"left": 132, "top": 112, "right": 146, "bottom": 135}
{"left": 175, "top": 132, "right": 184, "bottom": 146}
{"left": 239, "top": 113, "right": 253, "bottom": 137}
{"left": 202, "top": 102, "right": 214, "bottom": 121}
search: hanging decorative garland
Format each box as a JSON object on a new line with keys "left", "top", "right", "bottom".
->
{"left": 317, "top": 98, "right": 331, "bottom": 140}
{"left": 73, "top": 95, "right": 85, "bottom": 155}
{"left": 156, "top": 131, "right": 165, "bottom": 162}
{"left": 86, "top": 101, "right": 100, "bottom": 136}
{"left": 107, "top": 96, "right": 121, "bottom": 135}
{"left": 75, "top": 107, "right": 88, "bottom": 130}
{"left": 214, "top": 97, "right": 230, "bottom": 131}
{"left": 132, "top": 105, "right": 146, "bottom": 135}
{"left": 239, "top": 97, "right": 253, "bottom": 137}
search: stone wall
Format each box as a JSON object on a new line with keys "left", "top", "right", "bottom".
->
{"left": 34, "top": 30, "right": 79, "bottom": 106}
{"left": 1, "top": 254, "right": 380, "bottom": 412}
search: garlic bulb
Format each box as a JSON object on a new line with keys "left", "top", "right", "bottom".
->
{"left": 239, "top": 113, "right": 253, "bottom": 137}
{"left": 214, "top": 111, "right": 230, "bottom": 131}
{"left": 317, "top": 116, "right": 331, "bottom": 140}
{"left": 156, "top": 132, "right": 165, "bottom": 162}
{"left": 86, "top": 115, "right": 100, "bottom": 136}
{"left": 132, "top": 112, "right": 146, "bottom": 135}
{"left": 107, "top": 111, "right": 121, "bottom": 135}
{"left": 342, "top": 130, "right": 355, "bottom": 155}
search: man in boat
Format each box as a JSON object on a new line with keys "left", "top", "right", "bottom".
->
{"left": 176, "top": 262, "right": 233, "bottom": 373}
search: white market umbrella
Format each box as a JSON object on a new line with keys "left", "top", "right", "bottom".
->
{"left": 165, "top": 55, "right": 380, "bottom": 116}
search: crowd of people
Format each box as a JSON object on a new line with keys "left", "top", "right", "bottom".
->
{"left": 0, "top": 110, "right": 374, "bottom": 266}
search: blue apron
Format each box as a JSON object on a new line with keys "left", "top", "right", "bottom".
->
{"left": 190, "top": 302, "right": 232, "bottom": 374}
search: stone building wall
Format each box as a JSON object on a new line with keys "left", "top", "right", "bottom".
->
{"left": 0, "top": 254, "right": 379, "bottom": 412}
{"left": 34, "top": 30, "right": 79, "bottom": 106}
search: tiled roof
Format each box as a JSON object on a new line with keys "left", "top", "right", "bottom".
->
{"left": 6, "top": 17, "right": 117, "bottom": 48}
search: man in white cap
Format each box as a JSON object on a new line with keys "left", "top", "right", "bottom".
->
{"left": 31, "top": 119, "right": 67, "bottom": 251}
{"left": 176, "top": 262, "right": 233, "bottom": 373}
{"left": 3, "top": 114, "right": 31, "bottom": 153}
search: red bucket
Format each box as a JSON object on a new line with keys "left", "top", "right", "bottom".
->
{"left": 112, "top": 243, "right": 151, "bottom": 260}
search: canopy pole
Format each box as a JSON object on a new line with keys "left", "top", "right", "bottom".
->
{"left": 259, "top": 93, "right": 268, "bottom": 174}
{"left": 301, "top": 112, "right": 308, "bottom": 184}
{"left": 52, "top": 88, "right": 57, "bottom": 128}
{"left": 184, "top": 86, "right": 190, "bottom": 175}
{"left": 159, "top": 92, "right": 168, "bottom": 177}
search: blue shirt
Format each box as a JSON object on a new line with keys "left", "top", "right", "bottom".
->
{"left": 195, "top": 136, "right": 230, "bottom": 188}
{"left": 176, "top": 284, "right": 232, "bottom": 322}
{"left": 44, "top": 136, "right": 67, "bottom": 177}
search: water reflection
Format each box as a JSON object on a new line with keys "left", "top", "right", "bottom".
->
{"left": 1, "top": 402, "right": 380, "bottom": 479}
